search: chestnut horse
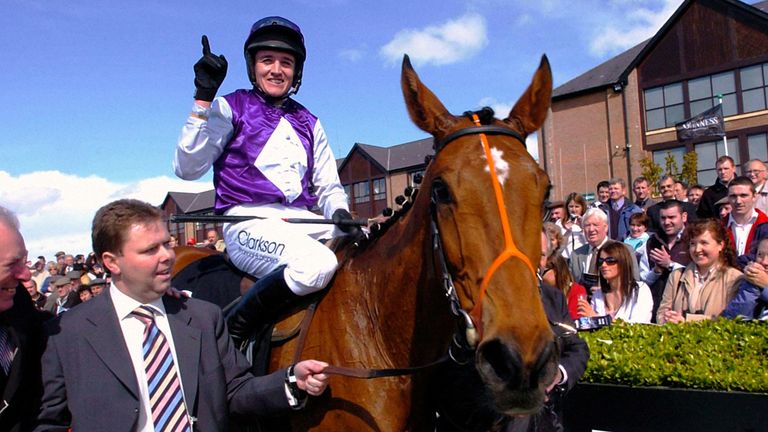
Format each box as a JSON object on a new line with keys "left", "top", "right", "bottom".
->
{"left": 174, "top": 54, "right": 557, "bottom": 431}
{"left": 268, "top": 55, "right": 556, "bottom": 431}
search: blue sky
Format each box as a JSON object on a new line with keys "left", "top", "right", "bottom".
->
{"left": 2, "top": 0, "right": 758, "bottom": 258}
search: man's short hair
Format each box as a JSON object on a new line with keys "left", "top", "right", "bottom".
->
{"left": 657, "top": 174, "right": 676, "bottom": 188}
{"left": 583, "top": 207, "right": 608, "bottom": 224}
{"left": 689, "top": 184, "right": 705, "bottom": 192}
{"left": 596, "top": 180, "right": 610, "bottom": 190}
{"left": 747, "top": 159, "right": 767, "bottom": 169}
{"left": 92, "top": 199, "right": 164, "bottom": 260}
{"left": 658, "top": 199, "right": 685, "bottom": 214}
{"left": 608, "top": 177, "right": 626, "bottom": 188}
{"left": 716, "top": 155, "right": 735, "bottom": 167}
{"left": 728, "top": 176, "right": 756, "bottom": 194}
{"left": 0, "top": 205, "right": 20, "bottom": 231}
{"left": 632, "top": 176, "right": 650, "bottom": 187}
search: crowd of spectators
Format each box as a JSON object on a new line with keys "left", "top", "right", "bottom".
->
{"left": 543, "top": 155, "right": 768, "bottom": 325}
{"left": 23, "top": 229, "right": 224, "bottom": 317}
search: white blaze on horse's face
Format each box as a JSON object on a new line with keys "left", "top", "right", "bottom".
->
{"left": 482, "top": 146, "right": 509, "bottom": 188}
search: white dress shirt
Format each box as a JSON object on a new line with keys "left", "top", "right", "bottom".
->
{"left": 728, "top": 210, "right": 758, "bottom": 255}
{"left": 110, "top": 284, "right": 191, "bottom": 432}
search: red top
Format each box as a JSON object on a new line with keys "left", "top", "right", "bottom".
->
{"left": 566, "top": 282, "right": 588, "bottom": 320}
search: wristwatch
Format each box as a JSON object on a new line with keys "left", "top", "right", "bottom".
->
{"left": 285, "top": 364, "right": 306, "bottom": 406}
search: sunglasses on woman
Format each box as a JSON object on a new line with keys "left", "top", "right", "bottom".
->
{"left": 597, "top": 256, "right": 619, "bottom": 266}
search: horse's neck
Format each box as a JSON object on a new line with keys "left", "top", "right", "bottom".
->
{"left": 342, "top": 205, "right": 454, "bottom": 362}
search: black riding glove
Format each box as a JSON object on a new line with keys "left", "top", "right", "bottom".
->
{"left": 194, "top": 35, "right": 228, "bottom": 102}
{"left": 332, "top": 209, "right": 360, "bottom": 236}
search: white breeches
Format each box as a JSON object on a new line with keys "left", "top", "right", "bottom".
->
{"left": 223, "top": 204, "right": 340, "bottom": 296}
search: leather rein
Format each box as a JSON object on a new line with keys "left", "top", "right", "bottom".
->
{"left": 290, "top": 109, "right": 536, "bottom": 378}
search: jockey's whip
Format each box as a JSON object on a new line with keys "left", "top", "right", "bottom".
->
{"left": 169, "top": 214, "right": 370, "bottom": 227}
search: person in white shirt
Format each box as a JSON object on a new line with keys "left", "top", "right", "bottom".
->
{"left": 725, "top": 176, "right": 768, "bottom": 266}
{"left": 577, "top": 241, "right": 653, "bottom": 323}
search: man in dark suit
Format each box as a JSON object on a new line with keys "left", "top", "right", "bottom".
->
{"left": 36, "top": 199, "right": 330, "bottom": 431}
{"left": 0, "top": 206, "right": 51, "bottom": 432}
{"left": 646, "top": 175, "right": 698, "bottom": 234}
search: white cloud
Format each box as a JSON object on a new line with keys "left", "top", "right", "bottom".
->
{"left": 478, "top": 97, "right": 513, "bottom": 120}
{"left": 0, "top": 170, "right": 211, "bottom": 260}
{"left": 338, "top": 47, "right": 365, "bottom": 62}
{"left": 380, "top": 13, "right": 488, "bottom": 66}
{"left": 589, "top": 0, "right": 680, "bottom": 57}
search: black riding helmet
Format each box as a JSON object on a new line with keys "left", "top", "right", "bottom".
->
{"left": 244, "top": 16, "right": 306, "bottom": 95}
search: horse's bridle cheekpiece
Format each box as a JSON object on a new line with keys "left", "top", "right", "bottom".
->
{"left": 430, "top": 108, "right": 538, "bottom": 359}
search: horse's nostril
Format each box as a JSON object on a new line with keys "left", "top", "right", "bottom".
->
{"left": 530, "top": 340, "right": 557, "bottom": 389}
{"left": 478, "top": 339, "right": 522, "bottom": 388}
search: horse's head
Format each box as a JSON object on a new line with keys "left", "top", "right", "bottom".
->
{"left": 401, "top": 55, "right": 557, "bottom": 414}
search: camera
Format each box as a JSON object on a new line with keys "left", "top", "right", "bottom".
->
{"left": 575, "top": 315, "right": 612, "bottom": 331}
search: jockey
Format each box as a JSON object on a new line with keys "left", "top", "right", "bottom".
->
{"left": 174, "top": 17, "right": 354, "bottom": 339}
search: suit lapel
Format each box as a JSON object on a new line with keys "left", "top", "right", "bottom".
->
{"left": 164, "top": 298, "right": 201, "bottom": 414}
{"left": 83, "top": 292, "right": 140, "bottom": 399}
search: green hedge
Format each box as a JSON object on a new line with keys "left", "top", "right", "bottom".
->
{"left": 580, "top": 319, "right": 768, "bottom": 392}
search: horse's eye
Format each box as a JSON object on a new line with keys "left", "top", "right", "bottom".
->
{"left": 432, "top": 179, "right": 452, "bottom": 204}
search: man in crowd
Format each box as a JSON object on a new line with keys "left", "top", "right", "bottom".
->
{"left": 646, "top": 175, "right": 698, "bottom": 233}
{"left": 589, "top": 180, "right": 610, "bottom": 209}
{"left": 687, "top": 184, "right": 705, "bottom": 205}
{"left": 633, "top": 176, "right": 658, "bottom": 211}
{"left": 37, "top": 199, "right": 331, "bottom": 430}
{"left": 44, "top": 275, "right": 80, "bottom": 315}
{"left": 698, "top": 155, "right": 736, "bottom": 218}
{"left": 546, "top": 201, "right": 566, "bottom": 224}
{"left": 674, "top": 181, "right": 689, "bottom": 202}
{"left": 605, "top": 177, "right": 642, "bottom": 242}
{"left": 641, "top": 200, "right": 691, "bottom": 321}
{"left": 744, "top": 159, "right": 768, "bottom": 213}
{"left": 0, "top": 205, "right": 50, "bottom": 431}
{"left": 724, "top": 176, "right": 768, "bottom": 266}
{"left": 570, "top": 209, "right": 612, "bottom": 290}
{"left": 30, "top": 257, "right": 47, "bottom": 290}
{"left": 23, "top": 279, "right": 47, "bottom": 311}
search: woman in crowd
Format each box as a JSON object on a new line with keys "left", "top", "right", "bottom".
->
{"left": 657, "top": 219, "right": 743, "bottom": 324}
{"left": 561, "top": 192, "right": 588, "bottom": 259}
{"left": 540, "top": 252, "right": 587, "bottom": 320}
{"left": 543, "top": 221, "right": 564, "bottom": 256}
{"left": 578, "top": 241, "right": 653, "bottom": 323}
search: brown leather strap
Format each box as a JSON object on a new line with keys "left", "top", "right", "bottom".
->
{"left": 323, "top": 355, "right": 451, "bottom": 379}
{"left": 290, "top": 297, "right": 450, "bottom": 379}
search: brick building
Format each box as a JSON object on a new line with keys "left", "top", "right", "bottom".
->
{"left": 539, "top": 0, "right": 768, "bottom": 202}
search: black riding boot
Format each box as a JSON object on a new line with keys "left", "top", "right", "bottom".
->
{"left": 225, "top": 265, "right": 301, "bottom": 347}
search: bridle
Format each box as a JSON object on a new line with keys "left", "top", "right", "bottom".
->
{"left": 430, "top": 109, "right": 538, "bottom": 362}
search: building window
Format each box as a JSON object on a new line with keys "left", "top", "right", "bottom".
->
{"left": 694, "top": 138, "right": 739, "bottom": 185}
{"left": 644, "top": 83, "right": 684, "bottom": 130}
{"left": 343, "top": 184, "right": 352, "bottom": 204}
{"left": 748, "top": 133, "right": 768, "bottom": 163}
{"left": 353, "top": 181, "right": 370, "bottom": 204}
{"left": 688, "top": 71, "right": 737, "bottom": 117}
{"left": 740, "top": 63, "right": 767, "bottom": 113}
{"left": 372, "top": 178, "right": 386, "bottom": 200}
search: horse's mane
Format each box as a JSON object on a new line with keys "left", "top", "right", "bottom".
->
{"left": 333, "top": 165, "right": 429, "bottom": 264}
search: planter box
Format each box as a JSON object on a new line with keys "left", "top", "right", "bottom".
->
{"left": 563, "top": 383, "right": 768, "bottom": 432}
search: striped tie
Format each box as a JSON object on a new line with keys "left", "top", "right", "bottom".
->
{"left": 131, "top": 306, "right": 191, "bottom": 432}
{"left": 0, "top": 326, "right": 15, "bottom": 376}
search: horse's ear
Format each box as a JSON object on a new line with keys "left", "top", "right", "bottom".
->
{"left": 504, "top": 55, "right": 552, "bottom": 135}
{"left": 401, "top": 54, "right": 456, "bottom": 136}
